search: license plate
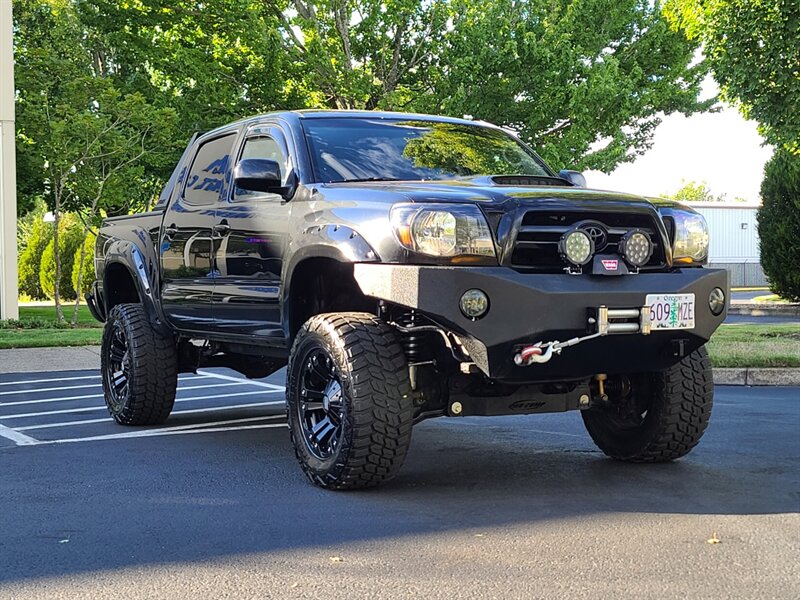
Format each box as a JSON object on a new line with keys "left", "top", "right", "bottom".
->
{"left": 645, "top": 294, "right": 695, "bottom": 330}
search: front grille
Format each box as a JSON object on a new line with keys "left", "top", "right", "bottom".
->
{"left": 509, "top": 210, "right": 667, "bottom": 272}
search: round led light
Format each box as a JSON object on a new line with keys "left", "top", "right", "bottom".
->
{"left": 709, "top": 287, "right": 726, "bottom": 316}
{"left": 460, "top": 289, "right": 489, "bottom": 320}
{"left": 560, "top": 230, "right": 594, "bottom": 266}
{"left": 619, "top": 230, "right": 653, "bottom": 267}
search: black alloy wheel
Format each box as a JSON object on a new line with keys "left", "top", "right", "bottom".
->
{"left": 104, "top": 318, "right": 131, "bottom": 414}
{"left": 296, "top": 347, "right": 346, "bottom": 460}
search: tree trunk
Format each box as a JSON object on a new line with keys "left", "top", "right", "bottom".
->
{"left": 52, "top": 207, "right": 64, "bottom": 323}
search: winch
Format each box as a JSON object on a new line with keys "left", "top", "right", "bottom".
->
{"left": 514, "top": 305, "right": 652, "bottom": 366}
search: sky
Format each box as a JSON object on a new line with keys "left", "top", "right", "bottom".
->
{"left": 584, "top": 79, "right": 773, "bottom": 204}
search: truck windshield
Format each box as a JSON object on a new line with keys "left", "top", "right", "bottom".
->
{"left": 302, "top": 117, "right": 553, "bottom": 183}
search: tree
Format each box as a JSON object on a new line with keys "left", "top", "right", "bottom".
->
{"left": 14, "top": 0, "right": 177, "bottom": 322}
{"left": 72, "top": 232, "right": 96, "bottom": 298}
{"left": 417, "top": 0, "right": 712, "bottom": 172}
{"left": 39, "top": 214, "right": 84, "bottom": 302}
{"left": 17, "top": 204, "right": 53, "bottom": 300}
{"left": 758, "top": 150, "right": 800, "bottom": 301}
{"left": 665, "top": 0, "right": 800, "bottom": 153}
{"left": 665, "top": 180, "right": 725, "bottom": 202}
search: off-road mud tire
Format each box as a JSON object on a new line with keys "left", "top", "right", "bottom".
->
{"left": 101, "top": 303, "right": 178, "bottom": 425}
{"left": 582, "top": 346, "right": 713, "bottom": 462}
{"left": 287, "top": 312, "right": 414, "bottom": 490}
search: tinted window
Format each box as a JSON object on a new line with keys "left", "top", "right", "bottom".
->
{"left": 184, "top": 134, "right": 236, "bottom": 205}
{"left": 302, "top": 118, "right": 551, "bottom": 183}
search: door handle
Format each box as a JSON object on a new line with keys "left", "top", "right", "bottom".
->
{"left": 213, "top": 223, "right": 231, "bottom": 235}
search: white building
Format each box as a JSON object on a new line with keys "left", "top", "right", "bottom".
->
{"left": 687, "top": 202, "right": 767, "bottom": 287}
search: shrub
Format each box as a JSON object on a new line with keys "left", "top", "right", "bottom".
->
{"left": 39, "top": 214, "right": 84, "bottom": 301}
{"left": 17, "top": 205, "right": 53, "bottom": 300}
{"left": 758, "top": 150, "right": 800, "bottom": 301}
{"left": 71, "top": 232, "right": 97, "bottom": 298}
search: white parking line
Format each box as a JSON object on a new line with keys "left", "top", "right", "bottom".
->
{"left": 0, "top": 423, "right": 40, "bottom": 446}
{"left": 0, "top": 375, "right": 100, "bottom": 387}
{"left": 0, "top": 389, "right": 285, "bottom": 421}
{"left": 197, "top": 370, "right": 285, "bottom": 391}
{"left": 0, "top": 373, "right": 212, "bottom": 388}
{"left": 17, "top": 401, "right": 287, "bottom": 431}
{"left": 0, "top": 381, "right": 250, "bottom": 407}
{"left": 42, "top": 422, "right": 287, "bottom": 445}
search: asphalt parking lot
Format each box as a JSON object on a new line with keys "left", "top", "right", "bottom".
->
{"left": 0, "top": 367, "right": 798, "bottom": 599}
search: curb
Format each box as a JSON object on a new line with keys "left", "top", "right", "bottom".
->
{"left": 715, "top": 367, "right": 800, "bottom": 386}
{"left": 728, "top": 303, "right": 800, "bottom": 317}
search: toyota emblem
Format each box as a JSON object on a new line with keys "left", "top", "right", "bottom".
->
{"left": 578, "top": 221, "right": 608, "bottom": 251}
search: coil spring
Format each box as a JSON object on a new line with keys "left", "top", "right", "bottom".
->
{"left": 397, "top": 311, "right": 433, "bottom": 363}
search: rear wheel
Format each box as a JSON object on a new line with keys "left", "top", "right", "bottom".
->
{"left": 581, "top": 347, "right": 713, "bottom": 462}
{"left": 101, "top": 303, "right": 178, "bottom": 425}
{"left": 287, "top": 312, "right": 414, "bottom": 490}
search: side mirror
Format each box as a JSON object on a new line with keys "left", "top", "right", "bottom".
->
{"left": 559, "top": 169, "right": 587, "bottom": 187}
{"left": 233, "top": 158, "right": 283, "bottom": 194}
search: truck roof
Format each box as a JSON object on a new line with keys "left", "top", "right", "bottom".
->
{"left": 203, "top": 109, "right": 497, "bottom": 138}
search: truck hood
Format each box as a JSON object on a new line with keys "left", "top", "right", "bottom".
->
{"left": 320, "top": 177, "right": 658, "bottom": 211}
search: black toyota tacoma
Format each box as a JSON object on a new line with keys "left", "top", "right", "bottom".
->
{"left": 87, "top": 110, "right": 728, "bottom": 489}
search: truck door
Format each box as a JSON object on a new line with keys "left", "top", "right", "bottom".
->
{"left": 211, "top": 125, "right": 291, "bottom": 341}
{"left": 160, "top": 132, "right": 237, "bottom": 331}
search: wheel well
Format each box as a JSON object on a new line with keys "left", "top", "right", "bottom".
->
{"left": 288, "top": 258, "right": 374, "bottom": 339}
{"left": 104, "top": 263, "right": 140, "bottom": 310}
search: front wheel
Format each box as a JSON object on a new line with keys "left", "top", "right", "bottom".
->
{"left": 286, "top": 313, "right": 414, "bottom": 490}
{"left": 581, "top": 346, "right": 713, "bottom": 462}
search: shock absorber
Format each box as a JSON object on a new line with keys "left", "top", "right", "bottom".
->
{"left": 397, "top": 311, "right": 434, "bottom": 364}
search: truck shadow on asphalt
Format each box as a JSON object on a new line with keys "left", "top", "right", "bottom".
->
{"left": 1, "top": 387, "right": 797, "bottom": 584}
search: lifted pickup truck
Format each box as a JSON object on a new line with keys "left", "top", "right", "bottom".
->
{"left": 88, "top": 110, "right": 728, "bottom": 489}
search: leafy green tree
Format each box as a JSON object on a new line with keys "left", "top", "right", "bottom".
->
{"left": 39, "top": 214, "right": 84, "bottom": 302}
{"left": 758, "top": 150, "right": 800, "bottom": 301}
{"left": 665, "top": 180, "right": 725, "bottom": 202}
{"left": 17, "top": 205, "right": 53, "bottom": 300}
{"left": 665, "top": 0, "right": 800, "bottom": 153}
{"left": 72, "top": 232, "right": 97, "bottom": 298}
{"left": 14, "top": 0, "right": 177, "bottom": 321}
{"left": 417, "top": 0, "right": 711, "bottom": 172}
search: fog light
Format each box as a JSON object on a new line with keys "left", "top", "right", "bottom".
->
{"left": 460, "top": 289, "right": 489, "bottom": 320}
{"left": 709, "top": 287, "right": 726, "bottom": 315}
{"left": 619, "top": 230, "right": 653, "bottom": 267}
{"left": 559, "top": 230, "right": 593, "bottom": 266}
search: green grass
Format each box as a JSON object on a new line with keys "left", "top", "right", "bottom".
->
{"left": 18, "top": 304, "right": 98, "bottom": 325}
{"left": 0, "top": 328, "right": 102, "bottom": 349}
{"left": 0, "top": 303, "right": 102, "bottom": 349}
{"left": 708, "top": 324, "right": 800, "bottom": 368}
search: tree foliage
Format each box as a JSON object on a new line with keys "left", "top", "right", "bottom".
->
{"left": 665, "top": 180, "right": 725, "bottom": 202}
{"left": 665, "top": 0, "right": 800, "bottom": 153}
{"left": 15, "top": 0, "right": 712, "bottom": 227}
{"left": 17, "top": 204, "right": 53, "bottom": 300}
{"left": 39, "top": 214, "right": 84, "bottom": 301}
{"left": 758, "top": 150, "right": 800, "bottom": 301}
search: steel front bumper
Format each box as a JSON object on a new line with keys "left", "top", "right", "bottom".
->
{"left": 354, "top": 264, "right": 729, "bottom": 382}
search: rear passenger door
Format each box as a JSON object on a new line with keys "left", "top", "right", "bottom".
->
{"left": 212, "top": 125, "right": 292, "bottom": 340}
{"left": 160, "top": 132, "right": 237, "bottom": 331}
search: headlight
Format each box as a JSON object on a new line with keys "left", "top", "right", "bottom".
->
{"left": 672, "top": 210, "right": 709, "bottom": 264}
{"left": 390, "top": 203, "right": 496, "bottom": 260}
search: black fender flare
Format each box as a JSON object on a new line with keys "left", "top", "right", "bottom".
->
{"left": 281, "top": 224, "right": 380, "bottom": 334}
{"left": 102, "top": 239, "right": 168, "bottom": 331}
